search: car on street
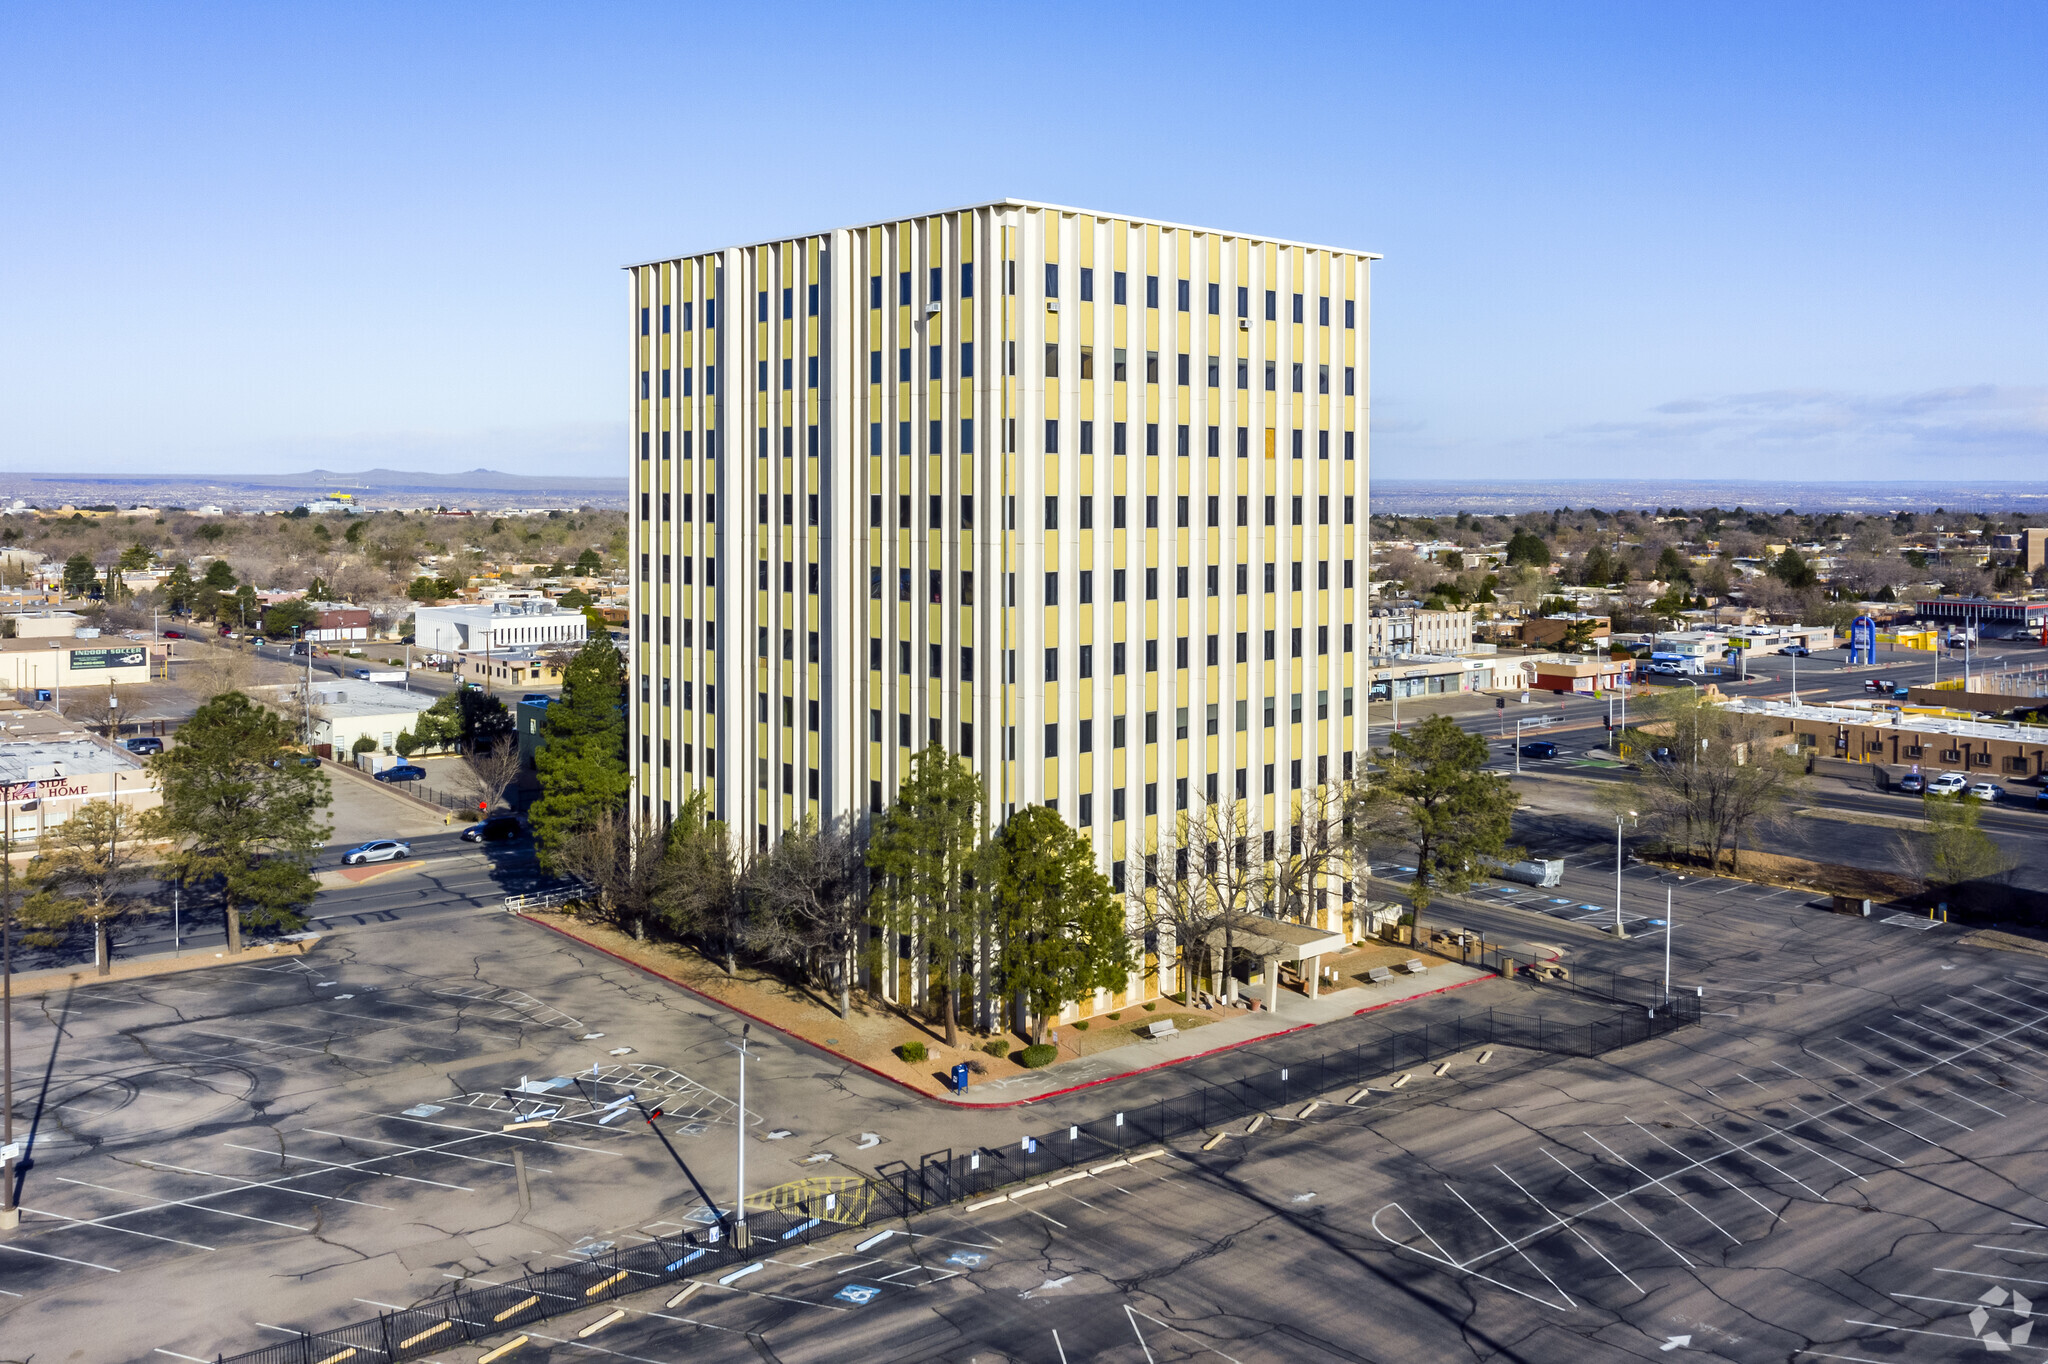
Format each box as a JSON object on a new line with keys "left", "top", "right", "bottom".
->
{"left": 2036, "top": 788, "right": 2048, "bottom": 812}
{"left": 162, "top": 629, "right": 186, "bottom": 639}
{"left": 123, "top": 736, "right": 164, "bottom": 755}
{"left": 341, "top": 840, "right": 411, "bottom": 866}
{"left": 1864, "top": 678, "right": 1894, "bottom": 693}
{"left": 373, "top": 764, "right": 428, "bottom": 783}
{"left": 1927, "top": 772, "right": 1969, "bottom": 797}
{"left": 1780, "top": 645, "right": 1810, "bottom": 656}
{"left": 1896, "top": 772, "right": 1925, "bottom": 794}
{"left": 1519, "top": 741, "right": 1559, "bottom": 759}
{"left": 1646, "top": 662, "right": 1685, "bottom": 676}
{"left": 1967, "top": 781, "right": 2003, "bottom": 803}
{"left": 461, "top": 815, "right": 527, "bottom": 843}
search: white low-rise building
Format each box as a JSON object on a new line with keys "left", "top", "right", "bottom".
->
{"left": 307, "top": 685, "right": 439, "bottom": 756}
{"left": 412, "top": 599, "right": 588, "bottom": 654}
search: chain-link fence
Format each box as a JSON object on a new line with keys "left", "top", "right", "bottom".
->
{"left": 215, "top": 986, "right": 1697, "bottom": 1364}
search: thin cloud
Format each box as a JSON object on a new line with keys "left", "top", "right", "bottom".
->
{"left": 1560, "top": 385, "right": 2048, "bottom": 461}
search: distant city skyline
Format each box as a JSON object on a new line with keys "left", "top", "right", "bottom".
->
{"left": 2, "top": 2, "right": 2041, "bottom": 481}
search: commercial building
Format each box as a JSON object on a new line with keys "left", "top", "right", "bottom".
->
{"left": 0, "top": 738, "right": 158, "bottom": 841}
{"left": 1724, "top": 697, "right": 2048, "bottom": 784}
{"left": 3, "top": 609, "right": 92, "bottom": 639}
{"left": 1509, "top": 615, "right": 1610, "bottom": 649}
{"left": 453, "top": 647, "right": 568, "bottom": 689}
{"left": 1, "top": 637, "right": 164, "bottom": 692}
{"left": 1915, "top": 597, "right": 2048, "bottom": 640}
{"left": 1363, "top": 608, "right": 1473, "bottom": 656}
{"left": 307, "top": 685, "right": 437, "bottom": 757}
{"left": 629, "top": 200, "right": 1374, "bottom": 1003}
{"left": 1527, "top": 653, "right": 1634, "bottom": 696}
{"left": 413, "top": 599, "right": 588, "bottom": 654}
{"left": 300, "top": 601, "right": 372, "bottom": 644}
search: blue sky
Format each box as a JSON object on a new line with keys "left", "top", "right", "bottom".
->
{"left": 2, "top": 1, "right": 2042, "bottom": 481}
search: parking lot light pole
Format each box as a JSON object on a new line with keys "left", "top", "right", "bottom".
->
{"left": 1614, "top": 811, "right": 1636, "bottom": 938}
{"left": 732, "top": 1023, "right": 751, "bottom": 1249}
{"left": 1664, "top": 876, "right": 1683, "bottom": 1001}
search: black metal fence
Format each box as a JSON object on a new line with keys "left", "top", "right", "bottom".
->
{"left": 215, "top": 989, "right": 1698, "bottom": 1364}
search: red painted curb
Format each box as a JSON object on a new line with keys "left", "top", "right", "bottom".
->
{"left": 515, "top": 913, "right": 1502, "bottom": 1110}
{"left": 515, "top": 912, "right": 932, "bottom": 1102}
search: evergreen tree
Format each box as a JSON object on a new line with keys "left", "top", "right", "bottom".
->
{"left": 161, "top": 563, "right": 195, "bottom": 616}
{"left": 986, "top": 805, "right": 1130, "bottom": 1043}
{"left": 139, "top": 692, "right": 330, "bottom": 952}
{"left": 867, "top": 744, "right": 984, "bottom": 1047}
{"left": 530, "top": 636, "right": 629, "bottom": 867}
{"left": 62, "top": 552, "right": 97, "bottom": 599}
{"left": 1349, "top": 715, "right": 1519, "bottom": 913}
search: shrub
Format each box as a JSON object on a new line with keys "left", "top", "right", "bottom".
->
{"left": 351, "top": 735, "right": 377, "bottom": 754}
{"left": 897, "top": 1040, "right": 927, "bottom": 1064}
{"left": 1106, "top": 1011, "right": 1121, "bottom": 1021}
{"left": 983, "top": 1038, "right": 1011, "bottom": 1059}
{"left": 1019, "top": 1044, "right": 1057, "bottom": 1068}
{"left": 1141, "top": 1001, "right": 1158, "bottom": 1011}
{"left": 1073, "top": 1020, "right": 1090, "bottom": 1031}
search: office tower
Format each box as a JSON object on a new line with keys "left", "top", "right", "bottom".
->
{"left": 628, "top": 200, "right": 1372, "bottom": 950}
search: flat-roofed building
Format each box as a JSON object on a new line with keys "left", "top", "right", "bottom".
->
{"left": 629, "top": 201, "right": 1375, "bottom": 1010}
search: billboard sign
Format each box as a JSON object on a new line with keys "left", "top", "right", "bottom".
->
{"left": 69, "top": 647, "right": 147, "bottom": 671}
{"left": 1848, "top": 616, "right": 1878, "bottom": 666}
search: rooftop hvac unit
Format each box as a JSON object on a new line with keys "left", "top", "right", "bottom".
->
{"left": 925, "top": 300, "right": 942, "bottom": 316}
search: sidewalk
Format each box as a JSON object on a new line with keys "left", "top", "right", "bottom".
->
{"left": 948, "top": 964, "right": 1493, "bottom": 1105}
{"left": 515, "top": 909, "right": 1495, "bottom": 1108}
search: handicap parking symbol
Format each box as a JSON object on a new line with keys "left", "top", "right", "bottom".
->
{"left": 945, "top": 1250, "right": 988, "bottom": 1268}
{"left": 834, "top": 1284, "right": 881, "bottom": 1305}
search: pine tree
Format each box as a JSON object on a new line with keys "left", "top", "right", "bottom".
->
{"left": 530, "top": 636, "right": 629, "bottom": 867}
{"left": 867, "top": 744, "right": 984, "bottom": 1047}
{"left": 1349, "top": 715, "right": 1519, "bottom": 913}
{"left": 139, "top": 692, "right": 331, "bottom": 952}
{"left": 986, "top": 805, "right": 1130, "bottom": 1043}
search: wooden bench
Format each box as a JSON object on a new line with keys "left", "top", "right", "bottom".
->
{"left": 1402, "top": 958, "right": 1429, "bottom": 975}
{"left": 1142, "top": 1019, "right": 1179, "bottom": 1040}
{"left": 1367, "top": 966, "right": 1395, "bottom": 985}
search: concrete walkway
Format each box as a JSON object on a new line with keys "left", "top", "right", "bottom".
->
{"left": 947, "top": 963, "right": 1492, "bottom": 1106}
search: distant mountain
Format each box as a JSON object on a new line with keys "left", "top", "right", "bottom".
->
{"left": 3, "top": 467, "right": 625, "bottom": 492}
{"left": 1373, "top": 478, "right": 2048, "bottom": 514}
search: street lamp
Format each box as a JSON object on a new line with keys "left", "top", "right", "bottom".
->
{"left": 1614, "top": 811, "right": 1637, "bottom": 938}
{"left": 1664, "top": 875, "right": 1684, "bottom": 1001}
{"left": 730, "top": 1022, "right": 752, "bottom": 1248}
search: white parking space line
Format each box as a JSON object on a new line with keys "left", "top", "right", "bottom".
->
{"left": 378, "top": 1110, "right": 628, "bottom": 1157}
{"left": 302, "top": 1127, "right": 548, "bottom": 1171}
{"left": 139, "top": 1159, "right": 393, "bottom": 1211}
{"left": 1579, "top": 1131, "right": 1742, "bottom": 1245}
{"left": 0, "top": 1240, "right": 122, "bottom": 1272}
{"left": 219, "top": 1142, "right": 475, "bottom": 1191}
{"left": 53, "top": 1176, "right": 316, "bottom": 1231}
{"left": 19, "top": 1206, "right": 215, "bottom": 1250}
{"left": 1493, "top": 1163, "right": 1643, "bottom": 1293}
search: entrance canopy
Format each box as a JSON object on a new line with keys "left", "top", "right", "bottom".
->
{"left": 1204, "top": 915, "right": 1345, "bottom": 964}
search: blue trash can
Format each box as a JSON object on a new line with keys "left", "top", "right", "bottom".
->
{"left": 951, "top": 1062, "right": 970, "bottom": 1093}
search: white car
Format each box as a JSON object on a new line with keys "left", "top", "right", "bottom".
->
{"left": 1926, "top": 773, "right": 1968, "bottom": 797}
{"left": 1967, "top": 782, "right": 2003, "bottom": 803}
{"left": 342, "top": 839, "right": 412, "bottom": 866}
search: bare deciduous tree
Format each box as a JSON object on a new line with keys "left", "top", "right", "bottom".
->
{"left": 1615, "top": 694, "right": 1803, "bottom": 873}
{"left": 1130, "top": 798, "right": 1275, "bottom": 1005}
{"left": 550, "top": 807, "right": 680, "bottom": 942}
{"left": 743, "top": 814, "right": 867, "bottom": 1018}
{"left": 454, "top": 738, "right": 523, "bottom": 814}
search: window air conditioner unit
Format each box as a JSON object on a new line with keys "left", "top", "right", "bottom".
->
{"left": 925, "top": 300, "right": 942, "bottom": 316}
{"left": 1237, "top": 317, "right": 1250, "bottom": 330}
{"left": 1046, "top": 299, "right": 1060, "bottom": 313}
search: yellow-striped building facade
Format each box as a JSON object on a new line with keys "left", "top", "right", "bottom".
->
{"left": 628, "top": 199, "right": 1373, "bottom": 960}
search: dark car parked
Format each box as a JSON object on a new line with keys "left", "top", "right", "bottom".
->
{"left": 461, "top": 815, "right": 527, "bottom": 843}
{"left": 374, "top": 764, "right": 429, "bottom": 783}
{"left": 123, "top": 736, "right": 164, "bottom": 755}
{"left": 1519, "top": 741, "right": 1559, "bottom": 759}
